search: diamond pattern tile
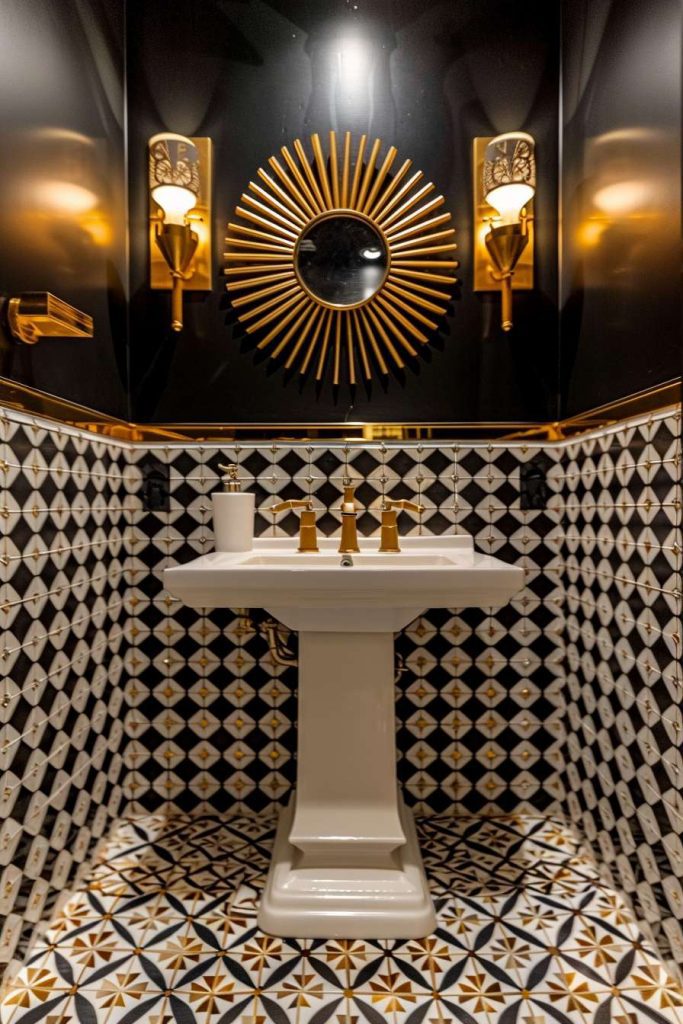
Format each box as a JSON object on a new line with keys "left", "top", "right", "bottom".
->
{"left": 556, "top": 409, "right": 683, "bottom": 971}
{"left": 0, "top": 411, "right": 132, "bottom": 977}
{"left": 124, "top": 440, "right": 565, "bottom": 819}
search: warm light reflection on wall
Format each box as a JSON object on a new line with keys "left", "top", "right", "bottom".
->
{"left": 0, "top": 126, "right": 112, "bottom": 287}
{"left": 575, "top": 128, "right": 674, "bottom": 285}
{"left": 592, "top": 179, "right": 655, "bottom": 216}
{"left": 576, "top": 220, "right": 605, "bottom": 249}
{"left": 32, "top": 180, "right": 99, "bottom": 215}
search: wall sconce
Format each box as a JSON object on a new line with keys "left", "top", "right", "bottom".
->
{"left": 473, "top": 132, "right": 535, "bottom": 331}
{"left": 149, "top": 132, "right": 212, "bottom": 332}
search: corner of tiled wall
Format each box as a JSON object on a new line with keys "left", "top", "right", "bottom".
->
{"left": 0, "top": 409, "right": 134, "bottom": 978}
{"left": 556, "top": 406, "right": 683, "bottom": 971}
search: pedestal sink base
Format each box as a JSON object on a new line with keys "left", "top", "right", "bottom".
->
{"left": 163, "top": 537, "right": 525, "bottom": 940}
{"left": 258, "top": 793, "right": 436, "bottom": 939}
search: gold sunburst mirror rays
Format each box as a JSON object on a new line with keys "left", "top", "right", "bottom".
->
{"left": 224, "top": 131, "right": 458, "bottom": 386}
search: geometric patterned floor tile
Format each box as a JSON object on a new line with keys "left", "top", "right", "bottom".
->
{"left": 3, "top": 813, "right": 682, "bottom": 1024}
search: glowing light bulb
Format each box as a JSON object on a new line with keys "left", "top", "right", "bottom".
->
{"left": 151, "top": 184, "right": 197, "bottom": 225}
{"left": 484, "top": 181, "right": 535, "bottom": 225}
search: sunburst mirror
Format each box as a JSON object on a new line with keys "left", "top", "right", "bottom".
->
{"left": 224, "top": 131, "right": 458, "bottom": 386}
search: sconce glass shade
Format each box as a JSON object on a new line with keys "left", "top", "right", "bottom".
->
{"left": 149, "top": 132, "right": 200, "bottom": 225}
{"left": 483, "top": 132, "right": 536, "bottom": 225}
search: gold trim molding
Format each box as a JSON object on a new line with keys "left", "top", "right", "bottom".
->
{"left": 0, "top": 377, "right": 678, "bottom": 445}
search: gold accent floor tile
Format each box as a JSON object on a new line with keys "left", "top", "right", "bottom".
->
{"left": 3, "top": 812, "right": 683, "bottom": 1024}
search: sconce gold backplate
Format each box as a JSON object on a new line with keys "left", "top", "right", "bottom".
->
{"left": 149, "top": 137, "right": 213, "bottom": 291}
{"left": 472, "top": 137, "right": 534, "bottom": 293}
{"left": 7, "top": 293, "right": 93, "bottom": 345}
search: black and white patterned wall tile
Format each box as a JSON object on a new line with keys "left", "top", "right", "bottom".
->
{"left": 122, "top": 440, "right": 567, "bottom": 819}
{"left": 0, "top": 410, "right": 132, "bottom": 977}
{"left": 556, "top": 407, "right": 683, "bottom": 972}
{"left": 1, "top": 399, "right": 681, "bottom": 983}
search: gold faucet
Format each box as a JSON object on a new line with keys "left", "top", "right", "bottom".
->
{"left": 379, "top": 498, "right": 425, "bottom": 552}
{"left": 338, "top": 483, "right": 360, "bottom": 554}
{"left": 269, "top": 498, "right": 319, "bottom": 552}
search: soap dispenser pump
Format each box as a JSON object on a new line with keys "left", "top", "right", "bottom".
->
{"left": 212, "top": 463, "right": 255, "bottom": 552}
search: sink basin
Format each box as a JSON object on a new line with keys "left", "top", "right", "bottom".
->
{"left": 165, "top": 532, "right": 523, "bottom": 939}
{"left": 165, "top": 534, "right": 523, "bottom": 631}
{"left": 240, "top": 551, "right": 453, "bottom": 566}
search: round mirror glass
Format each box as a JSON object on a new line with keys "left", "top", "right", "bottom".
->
{"left": 296, "top": 215, "right": 388, "bottom": 307}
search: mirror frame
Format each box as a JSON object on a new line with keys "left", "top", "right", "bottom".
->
{"left": 225, "top": 131, "right": 458, "bottom": 387}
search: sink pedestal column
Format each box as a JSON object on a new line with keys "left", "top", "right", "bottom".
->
{"left": 258, "top": 630, "right": 436, "bottom": 939}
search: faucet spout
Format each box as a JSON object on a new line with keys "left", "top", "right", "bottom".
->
{"left": 338, "top": 484, "right": 360, "bottom": 554}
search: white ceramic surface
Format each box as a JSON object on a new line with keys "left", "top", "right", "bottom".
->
{"left": 165, "top": 534, "right": 523, "bottom": 632}
{"left": 211, "top": 491, "right": 255, "bottom": 551}
{"left": 164, "top": 533, "right": 524, "bottom": 937}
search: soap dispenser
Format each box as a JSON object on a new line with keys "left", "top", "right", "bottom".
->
{"left": 212, "top": 463, "right": 255, "bottom": 552}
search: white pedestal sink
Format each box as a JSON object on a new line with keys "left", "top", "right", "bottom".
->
{"left": 165, "top": 534, "right": 523, "bottom": 938}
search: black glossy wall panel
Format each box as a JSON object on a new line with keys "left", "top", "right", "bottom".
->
{"left": 0, "top": 2, "right": 677, "bottom": 425}
{"left": 0, "top": 0, "right": 129, "bottom": 417}
{"left": 126, "top": 0, "right": 560, "bottom": 424}
{"left": 560, "top": 0, "right": 681, "bottom": 415}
